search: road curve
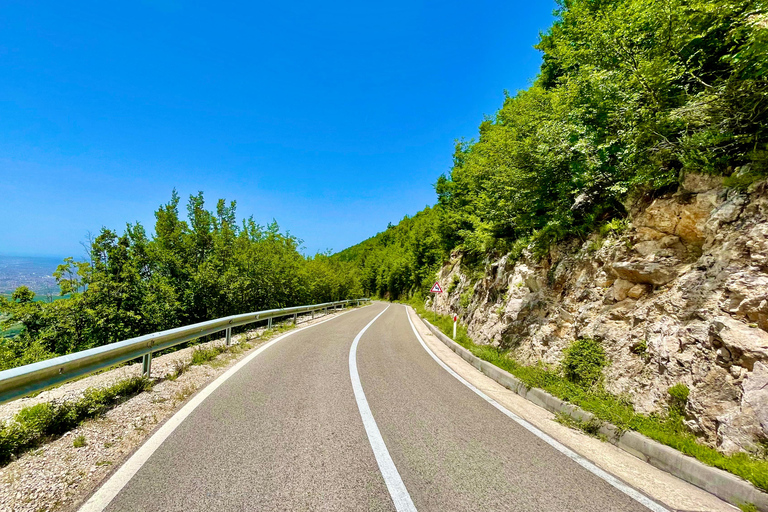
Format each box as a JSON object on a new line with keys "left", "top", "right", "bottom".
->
{"left": 86, "top": 302, "right": 660, "bottom": 512}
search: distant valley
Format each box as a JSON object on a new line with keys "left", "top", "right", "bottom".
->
{"left": 0, "top": 255, "right": 64, "bottom": 297}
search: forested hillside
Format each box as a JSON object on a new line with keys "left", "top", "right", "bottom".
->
{"left": 341, "top": 0, "right": 768, "bottom": 297}
{"left": 0, "top": 191, "right": 361, "bottom": 370}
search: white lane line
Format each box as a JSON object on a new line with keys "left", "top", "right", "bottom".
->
{"left": 79, "top": 307, "right": 365, "bottom": 512}
{"left": 349, "top": 305, "right": 418, "bottom": 512}
{"left": 404, "top": 306, "right": 670, "bottom": 512}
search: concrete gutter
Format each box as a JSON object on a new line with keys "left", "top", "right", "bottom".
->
{"left": 417, "top": 313, "right": 768, "bottom": 512}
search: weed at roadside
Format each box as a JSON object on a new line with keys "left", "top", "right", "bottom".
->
{"left": 191, "top": 344, "right": 227, "bottom": 365}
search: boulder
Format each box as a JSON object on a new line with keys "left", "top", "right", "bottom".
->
{"left": 746, "top": 223, "right": 768, "bottom": 266}
{"left": 635, "top": 192, "right": 719, "bottom": 246}
{"left": 612, "top": 279, "right": 634, "bottom": 301}
{"left": 675, "top": 192, "right": 719, "bottom": 246}
{"left": 627, "top": 283, "right": 652, "bottom": 299}
{"left": 683, "top": 173, "right": 723, "bottom": 193}
{"left": 611, "top": 260, "right": 679, "bottom": 285}
{"left": 710, "top": 316, "right": 768, "bottom": 366}
{"left": 638, "top": 199, "right": 680, "bottom": 235}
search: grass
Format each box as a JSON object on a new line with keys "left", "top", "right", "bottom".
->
{"left": 167, "top": 359, "right": 190, "bottom": 380}
{"left": 0, "top": 376, "right": 152, "bottom": 466}
{"left": 404, "top": 297, "right": 768, "bottom": 493}
{"left": 190, "top": 344, "right": 228, "bottom": 365}
{"left": 555, "top": 412, "right": 606, "bottom": 441}
{"left": 72, "top": 435, "right": 86, "bottom": 448}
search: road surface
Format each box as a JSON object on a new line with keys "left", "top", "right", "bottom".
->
{"left": 85, "top": 302, "right": 663, "bottom": 512}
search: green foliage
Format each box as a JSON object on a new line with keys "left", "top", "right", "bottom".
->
{"left": 335, "top": 207, "right": 446, "bottom": 300}
{"left": 0, "top": 191, "right": 363, "bottom": 370}
{"left": 724, "top": 165, "right": 766, "bottom": 190}
{"left": 72, "top": 435, "right": 86, "bottom": 448}
{"left": 447, "top": 275, "right": 461, "bottom": 295}
{"left": 191, "top": 344, "right": 227, "bottom": 365}
{"left": 598, "top": 218, "right": 630, "bottom": 237}
{"left": 409, "top": 301, "right": 768, "bottom": 492}
{"left": 562, "top": 338, "right": 607, "bottom": 388}
{"left": 739, "top": 502, "right": 758, "bottom": 512}
{"left": 631, "top": 339, "right": 648, "bottom": 356}
{"left": 11, "top": 287, "right": 34, "bottom": 304}
{"left": 0, "top": 376, "right": 151, "bottom": 465}
{"left": 459, "top": 289, "right": 472, "bottom": 310}
{"left": 434, "top": 0, "right": 768, "bottom": 257}
{"left": 668, "top": 383, "right": 690, "bottom": 414}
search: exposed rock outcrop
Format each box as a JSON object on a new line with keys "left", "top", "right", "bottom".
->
{"left": 434, "top": 173, "right": 768, "bottom": 456}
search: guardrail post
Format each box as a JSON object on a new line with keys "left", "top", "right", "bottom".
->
{"left": 142, "top": 353, "right": 152, "bottom": 378}
{"left": 268, "top": 317, "right": 272, "bottom": 329}
{"left": 225, "top": 327, "right": 232, "bottom": 347}
{"left": 311, "top": 309, "right": 314, "bottom": 320}
{"left": 293, "top": 313, "right": 297, "bottom": 325}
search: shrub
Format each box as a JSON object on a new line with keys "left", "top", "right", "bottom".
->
{"left": 459, "top": 289, "right": 472, "bottom": 310}
{"left": 447, "top": 275, "right": 461, "bottom": 295}
{"left": 72, "top": 435, "right": 86, "bottom": 448}
{"left": 668, "top": 383, "right": 690, "bottom": 415}
{"left": 561, "top": 338, "right": 607, "bottom": 388}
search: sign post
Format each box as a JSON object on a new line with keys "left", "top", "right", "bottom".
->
{"left": 429, "top": 282, "right": 443, "bottom": 317}
{"left": 453, "top": 315, "right": 457, "bottom": 339}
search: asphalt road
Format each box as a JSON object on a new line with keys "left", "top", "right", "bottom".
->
{"left": 97, "top": 303, "right": 656, "bottom": 512}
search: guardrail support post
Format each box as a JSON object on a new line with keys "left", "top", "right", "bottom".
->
{"left": 268, "top": 317, "right": 272, "bottom": 329}
{"left": 311, "top": 309, "right": 314, "bottom": 320}
{"left": 142, "top": 353, "right": 152, "bottom": 379}
{"left": 225, "top": 327, "right": 232, "bottom": 347}
{"left": 293, "top": 313, "right": 297, "bottom": 325}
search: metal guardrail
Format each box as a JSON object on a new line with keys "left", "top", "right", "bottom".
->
{"left": 0, "top": 298, "right": 370, "bottom": 405}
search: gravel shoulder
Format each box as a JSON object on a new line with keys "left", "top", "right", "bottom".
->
{"left": 0, "top": 307, "right": 355, "bottom": 512}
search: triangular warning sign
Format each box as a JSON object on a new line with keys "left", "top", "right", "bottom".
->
{"left": 430, "top": 282, "right": 443, "bottom": 293}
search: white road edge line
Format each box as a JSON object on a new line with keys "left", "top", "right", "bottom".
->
{"left": 349, "top": 305, "right": 418, "bottom": 512}
{"left": 79, "top": 306, "right": 365, "bottom": 512}
{"left": 404, "top": 305, "right": 670, "bottom": 512}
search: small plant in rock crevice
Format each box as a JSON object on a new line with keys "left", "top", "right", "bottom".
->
{"left": 460, "top": 289, "right": 473, "bottom": 310}
{"left": 447, "top": 275, "right": 461, "bottom": 295}
{"left": 668, "top": 383, "right": 690, "bottom": 416}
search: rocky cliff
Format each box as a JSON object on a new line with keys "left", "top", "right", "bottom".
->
{"left": 433, "top": 172, "right": 768, "bottom": 456}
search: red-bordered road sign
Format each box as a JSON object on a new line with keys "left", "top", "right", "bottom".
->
{"left": 430, "top": 282, "right": 443, "bottom": 293}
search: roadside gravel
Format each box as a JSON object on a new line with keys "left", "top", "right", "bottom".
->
{"left": 0, "top": 308, "right": 351, "bottom": 512}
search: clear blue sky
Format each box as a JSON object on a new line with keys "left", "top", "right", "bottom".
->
{"left": 0, "top": 1, "right": 558, "bottom": 259}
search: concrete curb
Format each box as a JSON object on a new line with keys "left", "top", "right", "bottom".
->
{"left": 416, "top": 312, "right": 768, "bottom": 512}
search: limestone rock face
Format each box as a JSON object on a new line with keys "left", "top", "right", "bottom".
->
{"left": 432, "top": 175, "right": 768, "bottom": 455}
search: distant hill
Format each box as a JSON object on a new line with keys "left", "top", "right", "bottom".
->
{"left": 0, "top": 255, "right": 63, "bottom": 296}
